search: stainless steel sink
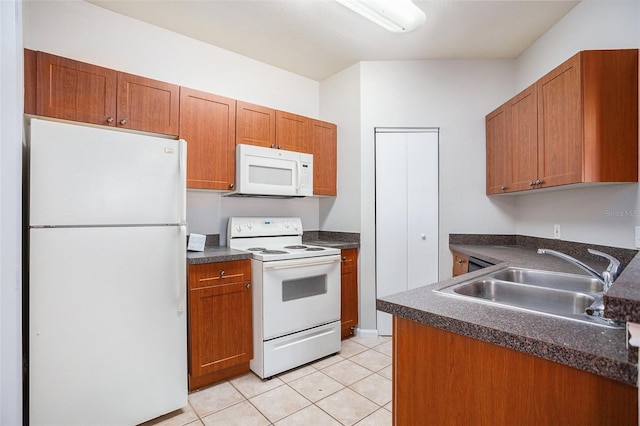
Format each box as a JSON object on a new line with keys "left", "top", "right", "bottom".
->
{"left": 435, "top": 267, "right": 622, "bottom": 328}
{"left": 489, "top": 268, "right": 603, "bottom": 293}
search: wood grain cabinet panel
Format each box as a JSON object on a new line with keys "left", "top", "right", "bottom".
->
{"left": 340, "top": 248, "right": 358, "bottom": 339}
{"left": 24, "top": 49, "right": 37, "bottom": 115}
{"left": 236, "top": 101, "right": 276, "bottom": 148}
{"left": 116, "top": 72, "right": 179, "bottom": 136}
{"left": 485, "top": 104, "right": 509, "bottom": 194}
{"left": 36, "top": 51, "right": 117, "bottom": 126}
{"left": 451, "top": 250, "right": 468, "bottom": 277}
{"left": 180, "top": 87, "right": 236, "bottom": 190}
{"left": 508, "top": 85, "right": 538, "bottom": 191}
{"left": 311, "top": 119, "right": 337, "bottom": 196}
{"left": 188, "top": 260, "right": 252, "bottom": 390}
{"left": 276, "top": 110, "right": 310, "bottom": 152}
{"left": 393, "top": 316, "right": 638, "bottom": 425}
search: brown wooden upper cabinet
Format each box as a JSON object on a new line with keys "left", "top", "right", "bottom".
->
{"left": 180, "top": 87, "right": 236, "bottom": 190}
{"left": 486, "top": 49, "right": 638, "bottom": 195}
{"left": 311, "top": 119, "right": 337, "bottom": 196}
{"left": 235, "top": 100, "right": 276, "bottom": 148}
{"left": 116, "top": 72, "right": 179, "bottom": 136}
{"left": 275, "top": 111, "right": 310, "bottom": 153}
{"left": 31, "top": 51, "right": 179, "bottom": 136}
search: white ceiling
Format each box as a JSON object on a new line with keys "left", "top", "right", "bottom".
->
{"left": 87, "top": 0, "right": 581, "bottom": 81}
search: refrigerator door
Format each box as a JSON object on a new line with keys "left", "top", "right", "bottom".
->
{"left": 29, "top": 225, "right": 187, "bottom": 426}
{"left": 29, "top": 118, "right": 186, "bottom": 227}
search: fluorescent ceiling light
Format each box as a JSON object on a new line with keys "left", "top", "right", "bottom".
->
{"left": 336, "top": 0, "right": 426, "bottom": 33}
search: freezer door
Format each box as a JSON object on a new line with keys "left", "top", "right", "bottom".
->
{"left": 29, "top": 226, "right": 187, "bottom": 426}
{"left": 29, "top": 118, "right": 186, "bottom": 226}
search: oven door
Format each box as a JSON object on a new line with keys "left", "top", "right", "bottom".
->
{"left": 261, "top": 254, "right": 341, "bottom": 340}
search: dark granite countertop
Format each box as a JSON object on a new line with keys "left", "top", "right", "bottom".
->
{"left": 187, "top": 246, "right": 252, "bottom": 265}
{"left": 377, "top": 234, "right": 639, "bottom": 386}
{"left": 186, "top": 231, "right": 360, "bottom": 265}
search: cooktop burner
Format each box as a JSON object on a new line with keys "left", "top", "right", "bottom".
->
{"left": 247, "top": 247, "right": 267, "bottom": 251}
{"left": 306, "top": 247, "right": 325, "bottom": 251}
{"left": 260, "top": 250, "right": 289, "bottom": 255}
{"left": 284, "top": 245, "right": 308, "bottom": 249}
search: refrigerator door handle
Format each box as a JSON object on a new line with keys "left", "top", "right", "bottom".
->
{"left": 178, "top": 224, "right": 187, "bottom": 314}
{"left": 178, "top": 139, "right": 187, "bottom": 225}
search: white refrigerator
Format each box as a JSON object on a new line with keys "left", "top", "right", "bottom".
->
{"left": 27, "top": 118, "right": 188, "bottom": 425}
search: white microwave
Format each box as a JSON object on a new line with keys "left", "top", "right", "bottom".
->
{"left": 227, "top": 144, "right": 313, "bottom": 197}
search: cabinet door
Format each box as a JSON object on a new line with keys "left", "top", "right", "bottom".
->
{"left": 180, "top": 88, "right": 236, "bottom": 190}
{"left": 236, "top": 101, "right": 276, "bottom": 148}
{"left": 508, "top": 86, "right": 539, "bottom": 191}
{"left": 485, "top": 104, "right": 509, "bottom": 194}
{"left": 36, "top": 51, "right": 117, "bottom": 126}
{"left": 341, "top": 248, "right": 358, "bottom": 339}
{"left": 452, "top": 250, "right": 468, "bottom": 277}
{"left": 116, "top": 72, "right": 180, "bottom": 136}
{"left": 24, "top": 49, "right": 37, "bottom": 115}
{"left": 311, "top": 119, "right": 337, "bottom": 196}
{"left": 276, "top": 111, "right": 310, "bottom": 152}
{"left": 188, "top": 261, "right": 252, "bottom": 381}
{"left": 537, "top": 53, "right": 583, "bottom": 187}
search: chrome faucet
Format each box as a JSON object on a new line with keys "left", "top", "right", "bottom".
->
{"left": 537, "top": 248, "right": 622, "bottom": 319}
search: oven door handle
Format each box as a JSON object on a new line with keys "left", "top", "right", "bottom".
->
{"left": 263, "top": 255, "right": 341, "bottom": 270}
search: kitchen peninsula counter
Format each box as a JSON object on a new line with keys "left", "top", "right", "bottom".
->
{"left": 377, "top": 234, "right": 639, "bottom": 386}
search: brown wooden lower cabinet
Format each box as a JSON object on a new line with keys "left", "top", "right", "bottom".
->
{"left": 188, "top": 260, "right": 252, "bottom": 390}
{"left": 451, "top": 250, "right": 469, "bottom": 277}
{"left": 393, "top": 316, "right": 637, "bottom": 426}
{"left": 341, "top": 248, "right": 358, "bottom": 338}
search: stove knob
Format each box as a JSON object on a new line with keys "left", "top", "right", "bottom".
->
{"left": 293, "top": 223, "right": 299, "bottom": 231}
{"left": 236, "top": 224, "right": 242, "bottom": 232}
{"left": 284, "top": 221, "right": 290, "bottom": 228}
{"left": 247, "top": 221, "right": 253, "bottom": 229}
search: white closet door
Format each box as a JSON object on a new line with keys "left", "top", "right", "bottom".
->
{"left": 375, "top": 129, "right": 439, "bottom": 336}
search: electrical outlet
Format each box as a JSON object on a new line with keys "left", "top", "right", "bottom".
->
{"left": 554, "top": 224, "right": 561, "bottom": 239}
{"left": 635, "top": 226, "right": 640, "bottom": 248}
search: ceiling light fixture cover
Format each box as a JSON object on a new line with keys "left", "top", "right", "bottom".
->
{"left": 336, "top": 0, "right": 426, "bottom": 33}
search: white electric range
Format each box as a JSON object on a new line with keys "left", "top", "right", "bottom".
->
{"left": 227, "top": 217, "right": 342, "bottom": 378}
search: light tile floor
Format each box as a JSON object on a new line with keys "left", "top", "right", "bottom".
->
{"left": 143, "top": 336, "right": 392, "bottom": 426}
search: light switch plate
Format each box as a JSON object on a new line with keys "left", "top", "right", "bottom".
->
{"left": 553, "top": 224, "right": 561, "bottom": 239}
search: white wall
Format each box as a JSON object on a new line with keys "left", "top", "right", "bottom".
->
{"left": 318, "top": 63, "right": 362, "bottom": 233}
{"left": 328, "top": 60, "right": 518, "bottom": 333}
{"left": 22, "top": 0, "right": 322, "bottom": 239}
{"left": 513, "top": 0, "right": 640, "bottom": 248}
{"left": 1, "top": 1, "right": 23, "bottom": 423}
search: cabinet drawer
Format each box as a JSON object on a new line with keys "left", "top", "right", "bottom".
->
{"left": 189, "top": 260, "right": 251, "bottom": 289}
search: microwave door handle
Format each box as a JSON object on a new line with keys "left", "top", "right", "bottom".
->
{"left": 296, "top": 160, "right": 301, "bottom": 194}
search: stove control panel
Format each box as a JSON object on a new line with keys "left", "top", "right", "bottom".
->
{"left": 228, "top": 217, "right": 303, "bottom": 238}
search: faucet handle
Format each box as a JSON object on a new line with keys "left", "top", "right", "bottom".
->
{"left": 587, "top": 249, "right": 621, "bottom": 279}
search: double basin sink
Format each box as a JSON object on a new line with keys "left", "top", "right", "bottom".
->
{"left": 435, "top": 267, "right": 622, "bottom": 328}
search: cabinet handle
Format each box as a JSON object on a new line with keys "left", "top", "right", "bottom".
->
{"left": 278, "top": 145, "right": 282, "bottom": 149}
{"left": 529, "top": 181, "right": 536, "bottom": 187}
{"left": 106, "top": 117, "right": 114, "bottom": 123}
{"left": 501, "top": 186, "right": 507, "bottom": 191}
{"left": 535, "top": 179, "right": 543, "bottom": 185}
{"left": 229, "top": 183, "right": 235, "bottom": 189}
{"left": 271, "top": 143, "right": 275, "bottom": 149}
{"left": 247, "top": 283, "right": 251, "bottom": 289}
{"left": 457, "top": 259, "right": 465, "bottom": 264}
{"left": 119, "top": 119, "right": 127, "bottom": 125}
{"left": 220, "top": 270, "right": 225, "bottom": 277}
{"left": 342, "top": 256, "right": 347, "bottom": 261}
